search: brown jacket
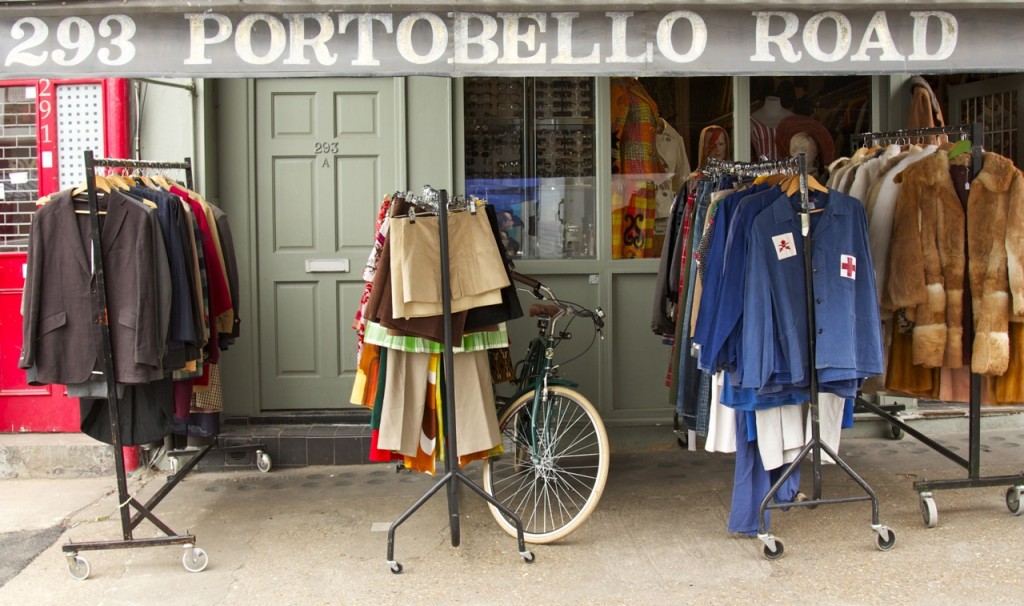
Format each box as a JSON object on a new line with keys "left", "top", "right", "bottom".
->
{"left": 967, "top": 152, "right": 1024, "bottom": 375}
{"left": 886, "top": 151, "right": 965, "bottom": 368}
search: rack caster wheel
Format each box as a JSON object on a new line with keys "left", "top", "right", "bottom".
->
{"left": 521, "top": 550, "right": 535, "bottom": 563}
{"left": 1007, "top": 486, "right": 1023, "bottom": 516}
{"left": 888, "top": 423, "right": 903, "bottom": 440}
{"left": 762, "top": 540, "right": 784, "bottom": 560}
{"left": 388, "top": 561, "right": 403, "bottom": 574}
{"left": 182, "top": 546, "right": 209, "bottom": 573}
{"left": 874, "top": 526, "right": 896, "bottom": 551}
{"left": 256, "top": 450, "right": 272, "bottom": 473}
{"left": 758, "top": 534, "right": 784, "bottom": 560}
{"left": 66, "top": 554, "right": 90, "bottom": 580}
{"left": 919, "top": 494, "right": 938, "bottom": 528}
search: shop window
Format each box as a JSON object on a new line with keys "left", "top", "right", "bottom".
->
{"left": 610, "top": 76, "right": 732, "bottom": 259}
{"left": 0, "top": 84, "right": 39, "bottom": 251}
{"left": 749, "top": 76, "right": 872, "bottom": 179}
{"left": 464, "top": 77, "right": 596, "bottom": 260}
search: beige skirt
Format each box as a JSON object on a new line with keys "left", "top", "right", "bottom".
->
{"left": 389, "top": 210, "right": 509, "bottom": 319}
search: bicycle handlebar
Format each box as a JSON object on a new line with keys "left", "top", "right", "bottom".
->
{"left": 512, "top": 271, "right": 604, "bottom": 332}
{"left": 511, "top": 271, "right": 542, "bottom": 291}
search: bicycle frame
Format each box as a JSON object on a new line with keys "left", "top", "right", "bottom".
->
{"left": 504, "top": 311, "right": 579, "bottom": 464}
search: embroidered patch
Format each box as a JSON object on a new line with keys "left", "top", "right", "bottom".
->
{"left": 772, "top": 233, "right": 797, "bottom": 260}
{"left": 840, "top": 254, "right": 857, "bottom": 279}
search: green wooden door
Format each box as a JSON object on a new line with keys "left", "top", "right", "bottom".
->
{"left": 255, "top": 78, "right": 404, "bottom": 410}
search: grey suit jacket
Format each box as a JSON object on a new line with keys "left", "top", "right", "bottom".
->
{"left": 20, "top": 188, "right": 162, "bottom": 385}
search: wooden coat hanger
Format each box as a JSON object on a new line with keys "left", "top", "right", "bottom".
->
{"left": 849, "top": 147, "right": 873, "bottom": 163}
{"left": 783, "top": 173, "right": 829, "bottom": 197}
{"left": 106, "top": 173, "right": 131, "bottom": 191}
{"left": 71, "top": 175, "right": 112, "bottom": 197}
{"left": 756, "top": 173, "right": 790, "bottom": 186}
{"left": 70, "top": 176, "right": 111, "bottom": 215}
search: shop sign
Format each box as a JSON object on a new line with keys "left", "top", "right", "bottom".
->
{"left": 0, "top": 8, "right": 1016, "bottom": 77}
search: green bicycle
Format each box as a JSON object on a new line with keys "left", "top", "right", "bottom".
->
{"left": 482, "top": 273, "right": 611, "bottom": 544}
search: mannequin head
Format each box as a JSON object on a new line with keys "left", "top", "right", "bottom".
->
{"left": 697, "top": 125, "right": 730, "bottom": 169}
{"left": 789, "top": 132, "right": 819, "bottom": 167}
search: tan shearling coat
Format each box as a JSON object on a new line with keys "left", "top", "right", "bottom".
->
{"left": 967, "top": 152, "right": 1024, "bottom": 375}
{"left": 886, "top": 151, "right": 965, "bottom": 369}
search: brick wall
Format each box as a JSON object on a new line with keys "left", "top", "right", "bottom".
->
{"left": 0, "top": 85, "right": 38, "bottom": 252}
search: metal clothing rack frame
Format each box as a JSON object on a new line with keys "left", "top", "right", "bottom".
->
{"left": 850, "top": 124, "right": 975, "bottom": 151}
{"left": 849, "top": 123, "right": 1024, "bottom": 527}
{"left": 385, "top": 186, "right": 534, "bottom": 573}
{"left": 704, "top": 156, "right": 800, "bottom": 178}
{"left": 62, "top": 150, "right": 211, "bottom": 580}
{"left": 707, "top": 154, "right": 895, "bottom": 559}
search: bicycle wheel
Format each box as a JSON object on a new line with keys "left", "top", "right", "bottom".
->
{"left": 482, "top": 385, "right": 610, "bottom": 544}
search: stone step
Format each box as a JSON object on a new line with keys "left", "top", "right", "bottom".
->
{"left": 3, "top": 407, "right": 1023, "bottom": 478}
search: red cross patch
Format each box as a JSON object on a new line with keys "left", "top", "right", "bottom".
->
{"left": 840, "top": 254, "right": 857, "bottom": 279}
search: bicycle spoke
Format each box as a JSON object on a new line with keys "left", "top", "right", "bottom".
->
{"left": 547, "top": 468, "right": 592, "bottom": 505}
{"left": 546, "top": 400, "right": 596, "bottom": 458}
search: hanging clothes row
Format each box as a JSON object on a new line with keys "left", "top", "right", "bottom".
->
{"left": 832, "top": 131, "right": 1024, "bottom": 405}
{"left": 19, "top": 163, "right": 240, "bottom": 446}
{"left": 350, "top": 189, "right": 523, "bottom": 474}
{"left": 654, "top": 156, "right": 883, "bottom": 536}
{"left": 848, "top": 124, "right": 1024, "bottom": 529}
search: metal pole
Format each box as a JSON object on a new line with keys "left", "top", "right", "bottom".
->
{"left": 84, "top": 150, "right": 134, "bottom": 541}
{"left": 437, "top": 189, "right": 463, "bottom": 546}
{"left": 797, "top": 152, "right": 823, "bottom": 500}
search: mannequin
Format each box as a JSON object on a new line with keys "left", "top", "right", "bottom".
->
{"left": 750, "top": 96, "right": 794, "bottom": 161}
{"left": 775, "top": 114, "right": 834, "bottom": 181}
{"left": 694, "top": 125, "right": 730, "bottom": 174}
{"left": 789, "top": 132, "right": 820, "bottom": 175}
{"left": 751, "top": 96, "right": 794, "bottom": 128}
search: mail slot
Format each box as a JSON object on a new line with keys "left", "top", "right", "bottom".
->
{"left": 304, "top": 259, "right": 350, "bottom": 273}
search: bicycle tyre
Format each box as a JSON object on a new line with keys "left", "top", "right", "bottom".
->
{"left": 482, "top": 385, "right": 610, "bottom": 544}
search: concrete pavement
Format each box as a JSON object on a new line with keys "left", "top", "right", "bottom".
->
{"left": 1, "top": 426, "right": 1023, "bottom": 605}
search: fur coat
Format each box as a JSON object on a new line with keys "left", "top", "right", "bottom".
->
{"left": 967, "top": 152, "right": 1024, "bottom": 375}
{"left": 885, "top": 151, "right": 965, "bottom": 369}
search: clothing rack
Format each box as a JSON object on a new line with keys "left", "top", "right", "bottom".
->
{"left": 707, "top": 154, "right": 895, "bottom": 559}
{"left": 62, "top": 151, "right": 210, "bottom": 580}
{"left": 850, "top": 124, "right": 976, "bottom": 151}
{"left": 704, "top": 156, "right": 801, "bottom": 178}
{"left": 385, "top": 186, "right": 534, "bottom": 573}
{"left": 850, "top": 123, "right": 1024, "bottom": 527}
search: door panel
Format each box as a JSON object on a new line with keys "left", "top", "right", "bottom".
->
{"left": 612, "top": 273, "right": 673, "bottom": 417}
{"left": 256, "top": 78, "right": 402, "bottom": 410}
